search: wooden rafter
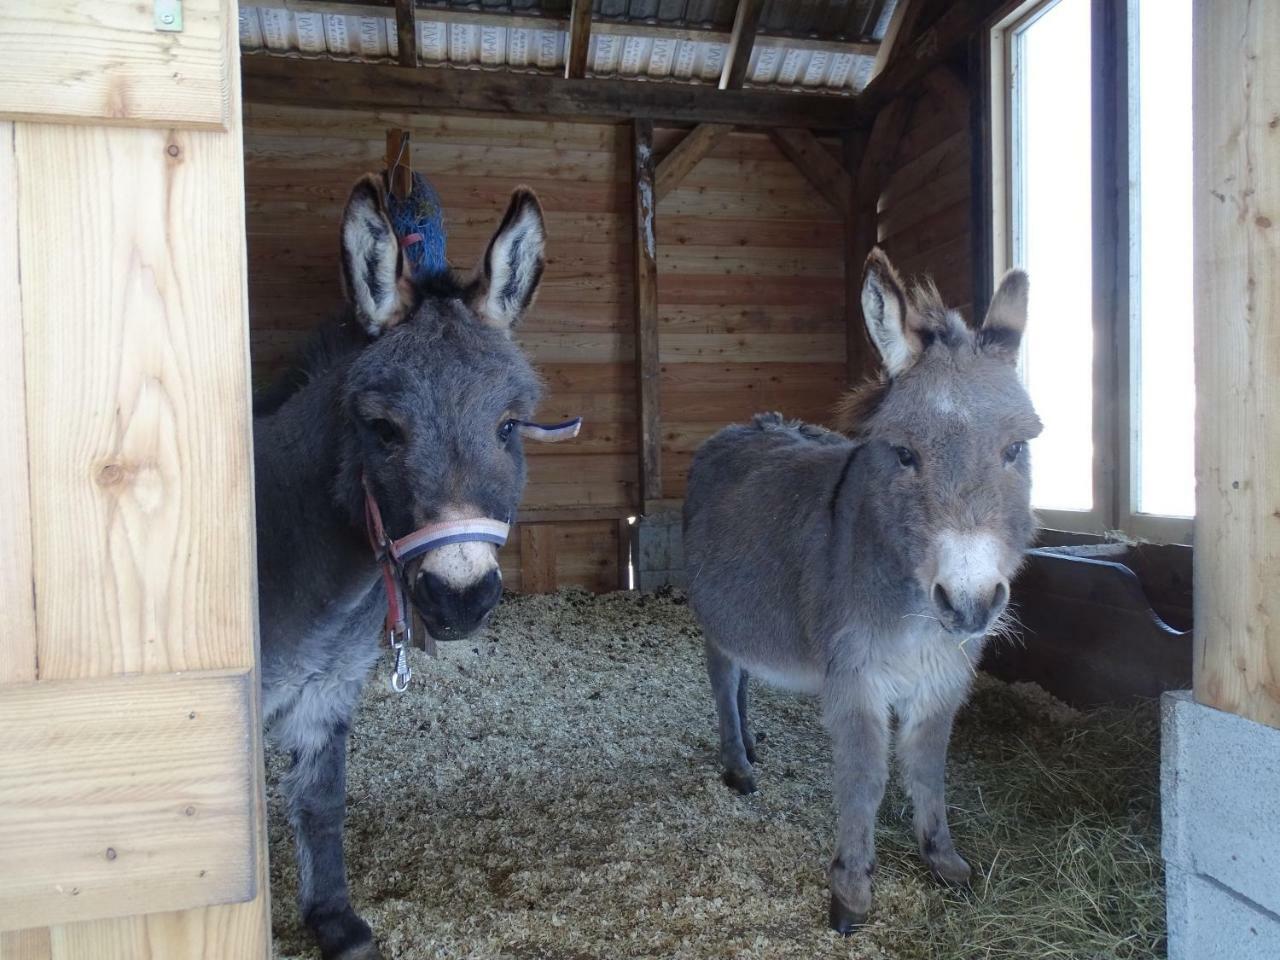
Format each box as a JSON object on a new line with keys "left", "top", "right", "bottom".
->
{"left": 655, "top": 123, "right": 733, "bottom": 201}
{"left": 855, "top": 0, "right": 997, "bottom": 120}
{"left": 241, "top": 55, "right": 862, "bottom": 130}
{"left": 631, "top": 119, "right": 662, "bottom": 511}
{"left": 394, "top": 0, "right": 416, "bottom": 67}
{"left": 869, "top": 0, "right": 928, "bottom": 83}
{"left": 565, "top": 0, "right": 593, "bottom": 80}
{"left": 769, "top": 128, "right": 851, "bottom": 211}
{"left": 720, "top": 0, "right": 767, "bottom": 90}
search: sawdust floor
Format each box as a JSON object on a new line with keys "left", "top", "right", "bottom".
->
{"left": 268, "top": 589, "right": 1164, "bottom": 960}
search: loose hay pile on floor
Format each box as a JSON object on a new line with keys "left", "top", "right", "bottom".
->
{"left": 268, "top": 589, "right": 1165, "bottom": 960}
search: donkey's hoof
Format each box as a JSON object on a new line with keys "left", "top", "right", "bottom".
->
{"left": 721, "top": 768, "right": 758, "bottom": 794}
{"left": 744, "top": 742, "right": 759, "bottom": 765}
{"left": 926, "top": 851, "right": 973, "bottom": 889}
{"left": 307, "top": 904, "right": 380, "bottom": 960}
{"left": 828, "top": 893, "right": 867, "bottom": 935}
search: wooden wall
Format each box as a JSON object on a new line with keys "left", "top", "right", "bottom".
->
{"left": 242, "top": 108, "right": 846, "bottom": 593}
{"left": 877, "top": 66, "right": 973, "bottom": 320}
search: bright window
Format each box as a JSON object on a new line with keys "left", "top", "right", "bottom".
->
{"left": 1132, "top": 0, "right": 1194, "bottom": 518}
{"left": 1009, "top": 0, "right": 1093, "bottom": 513}
{"left": 991, "top": 0, "right": 1195, "bottom": 542}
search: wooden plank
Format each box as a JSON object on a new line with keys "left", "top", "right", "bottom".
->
{"left": 565, "top": 0, "right": 594, "bottom": 80}
{"left": 395, "top": 0, "right": 417, "bottom": 67}
{"left": 0, "top": 0, "right": 228, "bottom": 129}
{"left": 632, "top": 119, "right": 662, "bottom": 510}
{"left": 655, "top": 124, "right": 733, "bottom": 201}
{"left": 241, "top": 54, "right": 860, "bottom": 130}
{"left": 1192, "top": 0, "right": 1280, "bottom": 729}
{"left": 16, "top": 121, "right": 260, "bottom": 679}
{"left": 519, "top": 524, "right": 558, "bottom": 593}
{"left": 0, "top": 669, "right": 256, "bottom": 930}
{"left": 0, "top": 124, "right": 35, "bottom": 687}
{"left": 720, "top": 0, "right": 766, "bottom": 90}
{"left": 769, "top": 128, "right": 851, "bottom": 211}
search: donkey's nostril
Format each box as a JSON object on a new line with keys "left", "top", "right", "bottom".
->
{"left": 932, "top": 583, "right": 957, "bottom": 618}
{"left": 990, "top": 581, "right": 1010, "bottom": 614}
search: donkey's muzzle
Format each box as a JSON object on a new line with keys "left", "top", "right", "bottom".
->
{"left": 412, "top": 568, "right": 503, "bottom": 641}
{"left": 931, "top": 580, "right": 1008, "bottom": 637}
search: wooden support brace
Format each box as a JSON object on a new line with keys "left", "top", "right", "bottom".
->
{"left": 565, "top": 0, "right": 594, "bottom": 79}
{"left": 395, "top": 0, "right": 417, "bottom": 67}
{"left": 655, "top": 123, "right": 733, "bottom": 201}
{"left": 769, "top": 128, "right": 851, "bottom": 211}
{"left": 720, "top": 0, "right": 766, "bottom": 90}
{"left": 631, "top": 118, "right": 662, "bottom": 511}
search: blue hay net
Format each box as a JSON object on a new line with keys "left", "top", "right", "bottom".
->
{"left": 387, "top": 171, "right": 448, "bottom": 282}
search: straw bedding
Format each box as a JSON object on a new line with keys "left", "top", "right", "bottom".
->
{"left": 269, "top": 588, "right": 1164, "bottom": 960}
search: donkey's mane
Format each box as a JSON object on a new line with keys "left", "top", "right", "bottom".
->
{"left": 834, "top": 277, "right": 971, "bottom": 437}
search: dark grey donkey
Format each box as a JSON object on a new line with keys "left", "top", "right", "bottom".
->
{"left": 254, "top": 174, "right": 547, "bottom": 960}
{"left": 683, "top": 248, "right": 1042, "bottom": 933}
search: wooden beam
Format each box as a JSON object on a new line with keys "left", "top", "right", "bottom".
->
{"left": 844, "top": 95, "right": 913, "bottom": 385}
{"left": 655, "top": 123, "right": 733, "bottom": 201}
{"left": 769, "top": 128, "right": 851, "bottom": 211}
{"left": 394, "top": 0, "right": 416, "bottom": 67}
{"left": 721, "top": 0, "right": 767, "bottom": 90}
{"left": 1192, "top": 0, "right": 1280, "bottom": 729}
{"left": 519, "top": 525, "right": 557, "bottom": 594}
{"left": 565, "top": 0, "right": 593, "bottom": 80}
{"left": 854, "top": 0, "right": 1000, "bottom": 121}
{"left": 241, "top": 54, "right": 861, "bottom": 130}
{"left": 255, "top": 0, "right": 879, "bottom": 58}
{"left": 632, "top": 119, "right": 662, "bottom": 510}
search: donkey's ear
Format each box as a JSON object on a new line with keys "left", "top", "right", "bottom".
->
{"left": 470, "top": 187, "right": 546, "bottom": 331}
{"left": 861, "top": 248, "right": 920, "bottom": 378}
{"left": 340, "top": 174, "right": 411, "bottom": 336}
{"left": 978, "top": 269, "right": 1029, "bottom": 360}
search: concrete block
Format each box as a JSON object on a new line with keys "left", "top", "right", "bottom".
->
{"left": 1162, "top": 689, "right": 1280, "bottom": 959}
{"left": 1166, "top": 864, "right": 1280, "bottom": 960}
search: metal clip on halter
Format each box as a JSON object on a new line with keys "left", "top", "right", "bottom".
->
{"left": 388, "top": 622, "right": 412, "bottom": 693}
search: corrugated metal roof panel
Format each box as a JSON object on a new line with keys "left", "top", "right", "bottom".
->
{"left": 239, "top": 3, "right": 880, "bottom": 91}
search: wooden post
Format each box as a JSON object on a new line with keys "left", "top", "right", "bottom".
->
{"left": 395, "top": 0, "right": 417, "bottom": 67}
{"left": 631, "top": 118, "right": 661, "bottom": 512}
{"left": 565, "top": 0, "right": 593, "bottom": 79}
{"left": 1192, "top": 0, "right": 1280, "bottom": 729}
{"left": 844, "top": 95, "right": 912, "bottom": 385}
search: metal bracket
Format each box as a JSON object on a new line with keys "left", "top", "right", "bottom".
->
{"left": 154, "top": 0, "right": 183, "bottom": 32}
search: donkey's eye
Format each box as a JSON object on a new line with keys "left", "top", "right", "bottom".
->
{"left": 497, "top": 419, "right": 517, "bottom": 444}
{"left": 368, "top": 417, "right": 403, "bottom": 447}
{"left": 893, "top": 446, "right": 918, "bottom": 469}
{"left": 1003, "top": 441, "right": 1027, "bottom": 464}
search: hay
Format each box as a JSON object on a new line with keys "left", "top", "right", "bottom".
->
{"left": 268, "top": 589, "right": 1164, "bottom": 960}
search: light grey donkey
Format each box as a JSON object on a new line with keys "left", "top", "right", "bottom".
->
{"left": 253, "top": 174, "right": 547, "bottom": 959}
{"left": 683, "top": 248, "right": 1042, "bottom": 933}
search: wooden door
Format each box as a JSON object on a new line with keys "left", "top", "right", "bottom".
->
{"left": 0, "top": 1, "right": 269, "bottom": 957}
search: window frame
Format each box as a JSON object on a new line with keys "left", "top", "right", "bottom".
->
{"left": 983, "top": 0, "right": 1194, "bottom": 545}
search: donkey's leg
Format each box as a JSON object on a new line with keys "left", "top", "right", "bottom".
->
{"left": 706, "top": 642, "right": 756, "bottom": 794}
{"left": 824, "top": 691, "right": 891, "bottom": 934}
{"left": 281, "top": 704, "right": 381, "bottom": 960}
{"left": 897, "top": 696, "right": 971, "bottom": 887}
{"left": 737, "top": 671, "right": 757, "bottom": 765}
